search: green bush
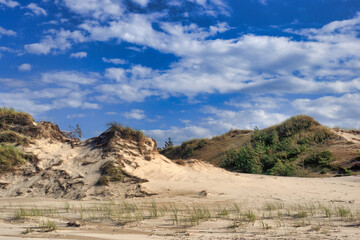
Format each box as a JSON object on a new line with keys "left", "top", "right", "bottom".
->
{"left": 221, "top": 115, "right": 336, "bottom": 176}
{"left": 304, "top": 150, "right": 333, "bottom": 168}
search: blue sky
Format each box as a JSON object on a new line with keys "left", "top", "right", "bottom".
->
{"left": 1, "top": 0, "right": 360, "bottom": 146}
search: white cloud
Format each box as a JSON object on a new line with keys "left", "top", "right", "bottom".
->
{"left": 0, "top": 26, "right": 16, "bottom": 37}
{"left": 41, "top": 71, "right": 99, "bottom": 87}
{"left": 87, "top": 13, "right": 360, "bottom": 102}
{"left": 0, "top": 78, "right": 26, "bottom": 88}
{"left": 102, "top": 57, "right": 127, "bottom": 65}
{"left": 70, "top": 51, "right": 87, "bottom": 58}
{"left": 25, "top": 29, "right": 86, "bottom": 55}
{"left": 18, "top": 63, "right": 32, "bottom": 71}
{"left": 258, "top": 0, "right": 267, "bottom": 5}
{"left": 146, "top": 106, "right": 288, "bottom": 146}
{"left": 26, "top": 3, "right": 47, "bottom": 16}
{"left": 145, "top": 125, "right": 212, "bottom": 146}
{"left": 62, "top": 0, "right": 124, "bottom": 20}
{"left": 292, "top": 93, "right": 360, "bottom": 128}
{"left": 124, "top": 109, "right": 146, "bottom": 120}
{"left": 66, "top": 113, "right": 86, "bottom": 119}
{"left": 0, "top": 0, "right": 19, "bottom": 8}
{"left": 131, "top": 0, "right": 150, "bottom": 7}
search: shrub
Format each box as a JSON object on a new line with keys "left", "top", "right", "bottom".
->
{"left": 222, "top": 115, "right": 337, "bottom": 176}
{"left": 304, "top": 150, "right": 333, "bottom": 169}
{"left": 268, "top": 160, "right": 296, "bottom": 176}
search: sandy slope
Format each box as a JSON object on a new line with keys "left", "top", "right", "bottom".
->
{"left": 0, "top": 134, "right": 359, "bottom": 239}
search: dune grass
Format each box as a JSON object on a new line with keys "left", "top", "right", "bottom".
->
{"left": 0, "top": 144, "right": 28, "bottom": 174}
{"left": 107, "top": 122, "right": 145, "bottom": 143}
{"left": 3, "top": 200, "right": 359, "bottom": 234}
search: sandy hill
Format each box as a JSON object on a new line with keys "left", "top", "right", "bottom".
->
{"left": 161, "top": 115, "right": 360, "bottom": 177}
{"left": 0, "top": 108, "right": 226, "bottom": 200}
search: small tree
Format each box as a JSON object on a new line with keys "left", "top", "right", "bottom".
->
{"left": 164, "top": 137, "right": 174, "bottom": 149}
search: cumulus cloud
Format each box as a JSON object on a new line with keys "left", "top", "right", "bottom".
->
{"left": 18, "top": 63, "right": 32, "bottom": 71}
{"left": 124, "top": 109, "right": 146, "bottom": 120}
{"left": 292, "top": 93, "right": 360, "bottom": 128}
{"left": 0, "top": 0, "right": 19, "bottom": 8}
{"left": 62, "top": 0, "right": 124, "bottom": 20}
{"left": 26, "top": 3, "right": 47, "bottom": 16}
{"left": 70, "top": 51, "right": 87, "bottom": 58}
{"left": 0, "top": 26, "right": 16, "bottom": 37}
{"left": 88, "top": 13, "right": 360, "bottom": 102}
{"left": 25, "top": 29, "right": 86, "bottom": 55}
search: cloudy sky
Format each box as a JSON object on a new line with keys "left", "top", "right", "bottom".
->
{"left": 1, "top": 0, "right": 360, "bottom": 146}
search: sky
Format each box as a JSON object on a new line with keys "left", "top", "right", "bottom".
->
{"left": 1, "top": 0, "right": 360, "bottom": 146}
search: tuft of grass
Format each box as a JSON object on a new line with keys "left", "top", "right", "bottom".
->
{"left": 0, "top": 107, "right": 34, "bottom": 129}
{"left": 97, "top": 161, "right": 124, "bottom": 185}
{"left": 106, "top": 122, "right": 145, "bottom": 143}
{"left": 0, "top": 144, "right": 28, "bottom": 174}
{"left": 0, "top": 131, "right": 28, "bottom": 145}
{"left": 39, "top": 220, "right": 57, "bottom": 232}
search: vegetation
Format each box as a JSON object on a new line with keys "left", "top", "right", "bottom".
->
{"left": 97, "top": 161, "right": 124, "bottom": 186}
{"left": 0, "top": 144, "right": 28, "bottom": 174}
{"left": 3, "top": 200, "right": 359, "bottom": 234}
{"left": 0, "top": 130, "right": 28, "bottom": 145}
{"left": 163, "top": 137, "right": 174, "bottom": 149}
{"left": 0, "top": 107, "right": 34, "bottom": 130}
{"left": 221, "top": 115, "right": 336, "bottom": 176}
{"left": 107, "top": 122, "right": 145, "bottom": 143}
{"left": 160, "top": 130, "right": 252, "bottom": 165}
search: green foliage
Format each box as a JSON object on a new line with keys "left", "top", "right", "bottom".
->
{"left": 161, "top": 138, "right": 210, "bottom": 160}
{"left": 98, "top": 161, "right": 124, "bottom": 185}
{"left": 268, "top": 160, "right": 296, "bottom": 176}
{"left": 106, "top": 122, "right": 145, "bottom": 142}
{"left": 164, "top": 137, "right": 174, "bottom": 149}
{"left": 221, "top": 115, "right": 336, "bottom": 176}
{"left": 304, "top": 150, "right": 333, "bottom": 169}
{"left": 0, "top": 144, "right": 28, "bottom": 174}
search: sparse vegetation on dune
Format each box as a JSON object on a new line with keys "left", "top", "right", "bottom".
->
{"left": 220, "top": 115, "right": 344, "bottom": 176}
{"left": 160, "top": 130, "right": 252, "bottom": 164}
{"left": 1, "top": 200, "right": 359, "bottom": 237}
{"left": 106, "top": 122, "right": 145, "bottom": 143}
{"left": 0, "top": 107, "right": 34, "bottom": 130}
{"left": 97, "top": 161, "right": 125, "bottom": 186}
{"left": 163, "top": 115, "right": 359, "bottom": 177}
{"left": 0, "top": 144, "right": 28, "bottom": 174}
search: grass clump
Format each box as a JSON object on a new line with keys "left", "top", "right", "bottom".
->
{"left": 0, "top": 144, "right": 28, "bottom": 174}
{"left": 0, "top": 131, "right": 28, "bottom": 145}
{"left": 107, "top": 122, "right": 145, "bottom": 143}
{"left": 0, "top": 107, "right": 34, "bottom": 130}
{"left": 97, "top": 161, "right": 124, "bottom": 186}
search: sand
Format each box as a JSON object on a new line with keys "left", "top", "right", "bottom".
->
{"left": 0, "top": 134, "right": 359, "bottom": 239}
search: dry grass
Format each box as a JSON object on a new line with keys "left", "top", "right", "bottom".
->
{"left": 2, "top": 200, "right": 359, "bottom": 236}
